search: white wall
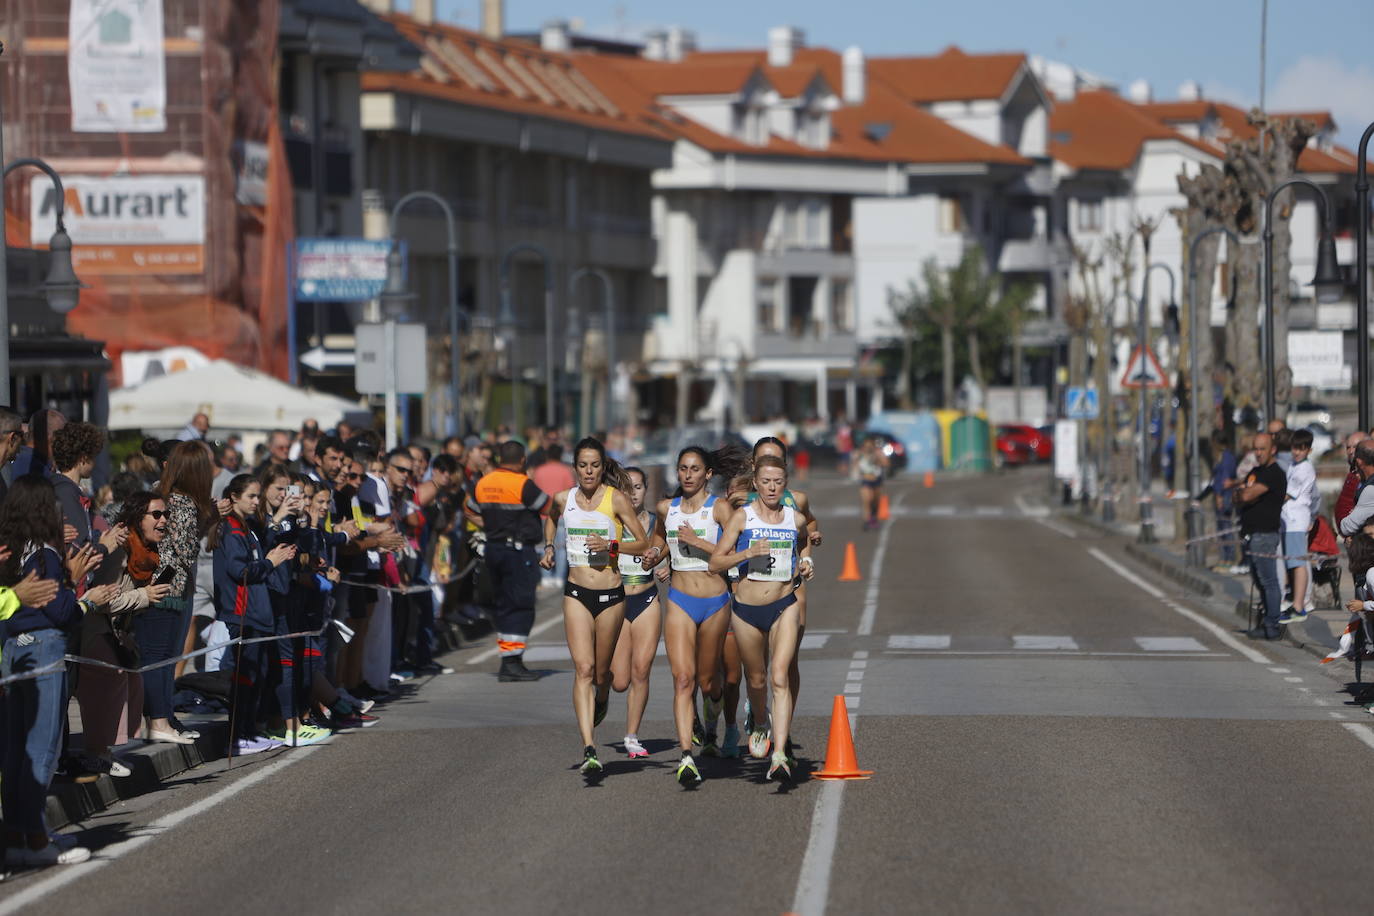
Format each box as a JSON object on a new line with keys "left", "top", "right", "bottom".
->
{"left": 928, "top": 99, "right": 1002, "bottom": 147}
{"left": 1016, "top": 105, "right": 1048, "bottom": 158}
{"left": 854, "top": 195, "right": 967, "bottom": 344}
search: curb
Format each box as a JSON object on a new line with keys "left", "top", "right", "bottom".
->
{"left": 1061, "top": 510, "right": 1344, "bottom": 664}
{"left": 46, "top": 722, "right": 231, "bottom": 832}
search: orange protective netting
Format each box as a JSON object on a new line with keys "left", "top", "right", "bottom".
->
{"left": 3, "top": 0, "right": 294, "bottom": 386}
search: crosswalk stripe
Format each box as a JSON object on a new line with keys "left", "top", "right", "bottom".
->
{"left": 888, "top": 635, "right": 952, "bottom": 649}
{"left": 1013, "top": 635, "right": 1079, "bottom": 650}
{"left": 1134, "top": 637, "right": 1209, "bottom": 652}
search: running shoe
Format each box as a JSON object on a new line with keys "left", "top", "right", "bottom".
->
{"left": 743, "top": 699, "right": 754, "bottom": 735}
{"left": 624, "top": 735, "right": 648, "bottom": 758}
{"left": 339, "top": 689, "right": 376, "bottom": 715}
{"left": 721, "top": 724, "right": 742, "bottom": 759}
{"left": 593, "top": 697, "right": 609, "bottom": 728}
{"left": 692, "top": 713, "right": 705, "bottom": 747}
{"left": 767, "top": 750, "right": 792, "bottom": 782}
{"left": 232, "top": 735, "right": 284, "bottom": 756}
{"left": 334, "top": 712, "right": 381, "bottom": 729}
{"left": 749, "top": 723, "right": 772, "bottom": 759}
{"left": 676, "top": 753, "right": 702, "bottom": 786}
{"left": 701, "top": 729, "right": 720, "bottom": 758}
{"left": 271, "top": 725, "right": 332, "bottom": 748}
{"left": 1364, "top": 700, "right": 1374, "bottom": 715}
{"left": 581, "top": 745, "right": 603, "bottom": 775}
{"left": 1278, "top": 608, "right": 1309, "bottom": 624}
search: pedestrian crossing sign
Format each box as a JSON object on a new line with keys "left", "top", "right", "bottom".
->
{"left": 1120, "top": 345, "right": 1168, "bottom": 389}
{"left": 1065, "top": 387, "right": 1099, "bottom": 420}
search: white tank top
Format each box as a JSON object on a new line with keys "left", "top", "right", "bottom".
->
{"left": 737, "top": 503, "right": 799, "bottom": 582}
{"left": 562, "top": 486, "right": 619, "bottom": 569}
{"left": 666, "top": 494, "right": 720, "bottom": 573}
{"left": 618, "top": 511, "right": 654, "bottom": 580}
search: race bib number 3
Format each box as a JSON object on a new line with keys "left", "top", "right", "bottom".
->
{"left": 567, "top": 527, "right": 609, "bottom": 567}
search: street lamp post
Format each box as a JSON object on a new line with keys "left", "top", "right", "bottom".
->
{"left": 1101, "top": 292, "right": 1120, "bottom": 524}
{"left": 385, "top": 191, "right": 462, "bottom": 436}
{"left": 1136, "top": 259, "right": 1176, "bottom": 545}
{"left": 1355, "top": 121, "right": 1374, "bottom": 433}
{"left": 1262, "top": 177, "right": 1343, "bottom": 424}
{"left": 570, "top": 267, "right": 616, "bottom": 432}
{"left": 1185, "top": 226, "right": 1239, "bottom": 567}
{"left": 499, "top": 243, "right": 554, "bottom": 431}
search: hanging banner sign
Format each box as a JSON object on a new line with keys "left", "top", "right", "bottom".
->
{"left": 69, "top": 0, "right": 168, "bottom": 133}
{"left": 294, "top": 238, "right": 399, "bottom": 302}
{"left": 30, "top": 173, "right": 206, "bottom": 275}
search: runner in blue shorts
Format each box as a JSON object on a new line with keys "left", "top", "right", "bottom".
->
{"left": 608, "top": 466, "right": 661, "bottom": 759}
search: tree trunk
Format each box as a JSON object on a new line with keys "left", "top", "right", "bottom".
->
{"left": 941, "top": 325, "right": 955, "bottom": 409}
{"left": 967, "top": 328, "right": 985, "bottom": 390}
{"left": 896, "top": 332, "right": 914, "bottom": 409}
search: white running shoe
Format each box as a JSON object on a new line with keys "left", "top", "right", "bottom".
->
{"left": 749, "top": 723, "right": 772, "bottom": 759}
{"left": 624, "top": 735, "right": 649, "bottom": 758}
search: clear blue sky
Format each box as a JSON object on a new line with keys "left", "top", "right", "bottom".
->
{"left": 434, "top": 0, "right": 1374, "bottom": 149}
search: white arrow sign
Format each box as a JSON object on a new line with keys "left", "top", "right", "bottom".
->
{"left": 300, "top": 347, "right": 355, "bottom": 372}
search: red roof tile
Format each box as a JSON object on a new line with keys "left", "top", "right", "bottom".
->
{"left": 1050, "top": 90, "right": 1220, "bottom": 171}
{"left": 869, "top": 46, "right": 1026, "bottom": 103}
{"left": 361, "top": 14, "right": 671, "bottom": 142}
{"left": 1136, "top": 99, "right": 1355, "bottom": 175}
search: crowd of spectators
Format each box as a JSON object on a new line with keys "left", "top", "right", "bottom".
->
{"left": 0, "top": 408, "right": 553, "bottom": 871}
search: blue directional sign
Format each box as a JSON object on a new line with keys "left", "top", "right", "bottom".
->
{"left": 294, "top": 238, "right": 402, "bottom": 302}
{"left": 1065, "top": 387, "right": 1099, "bottom": 421}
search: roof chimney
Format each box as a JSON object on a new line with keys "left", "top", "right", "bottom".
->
{"left": 541, "top": 19, "right": 570, "bottom": 52}
{"left": 1126, "top": 78, "right": 1152, "bottom": 104}
{"left": 643, "top": 30, "right": 668, "bottom": 61}
{"left": 1177, "top": 79, "right": 1202, "bottom": 102}
{"left": 412, "top": 0, "right": 434, "bottom": 23}
{"left": 481, "top": 0, "right": 503, "bottom": 40}
{"left": 768, "top": 26, "right": 804, "bottom": 68}
{"left": 666, "top": 27, "right": 696, "bottom": 62}
{"left": 842, "top": 46, "right": 865, "bottom": 105}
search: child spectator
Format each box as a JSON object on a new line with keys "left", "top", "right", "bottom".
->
{"left": 1280, "top": 428, "right": 1317, "bottom": 623}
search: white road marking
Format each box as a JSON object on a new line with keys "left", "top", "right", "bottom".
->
{"left": 1014, "top": 635, "right": 1079, "bottom": 650}
{"left": 928, "top": 505, "right": 956, "bottom": 516}
{"left": 848, "top": 660, "right": 868, "bottom": 670}
{"left": 856, "top": 493, "right": 905, "bottom": 637}
{"left": 888, "top": 634, "right": 951, "bottom": 649}
{"left": 1088, "top": 547, "right": 1269, "bottom": 664}
{"left": 1268, "top": 667, "right": 1291, "bottom": 673}
{"left": 853, "top": 650, "right": 869, "bottom": 660}
{"left": 1342, "top": 722, "right": 1374, "bottom": 751}
{"left": 883, "top": 650, "right": 1229, "bottom": 658}
{"left": 1033, "top": 516, "right": 1078, "bottom": 538}
{"left": 0, "top": 748, "right": 320, "bottom": 915}
{"left": 974, "top": 506, "right": 1004, "bottom": 516}
{"left": 1135, "top": 637, "right": 1209, "bottom": 652}
{"left": 1014, "top": 492, "right": 1050, "bottom": 517}
{"left": 801, "top": 634, "right": 831, "bottom": 650}
{"left": 843, "top": 682, "right": 863, "bottom": 694}
{"left": 844, "top": 695, "right": 860, "bottom": 709}
{"left": 1284, "top": 677, "right": 1304, "bottom": 683}
{"left": 846, "top": 670, "right": 864, "bottom": 681}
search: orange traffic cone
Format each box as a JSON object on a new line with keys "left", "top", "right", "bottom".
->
{"left": 813, "top": 695, "right": 873, "bottom": 780}
{"left": 923, "top": 470, "right": 935, "bottom": 489}
{"left": 876, "top": 492, "right": 891, "bottom": 521}
{"left": 838, "top": 542, "right": 862, "bottom": 581}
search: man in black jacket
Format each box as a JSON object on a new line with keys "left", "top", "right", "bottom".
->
{"left": 1236, "top": 432, "right": 1286, "bottom": 639}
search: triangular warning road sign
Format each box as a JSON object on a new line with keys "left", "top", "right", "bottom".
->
{"left": 1120, "top": 345, "right": 1169, "bottom": 389}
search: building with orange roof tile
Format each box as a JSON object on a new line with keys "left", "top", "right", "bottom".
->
{"left": 355, "top": 2, "right": 674, "bottom": 433}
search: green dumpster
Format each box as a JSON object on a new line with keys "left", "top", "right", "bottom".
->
{"left": 949, "top": 415, "right": 992, "bottom": 472}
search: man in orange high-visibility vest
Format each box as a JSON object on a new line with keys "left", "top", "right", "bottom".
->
{"left": 465, "top": 440, "right": 549, "bottom": 681}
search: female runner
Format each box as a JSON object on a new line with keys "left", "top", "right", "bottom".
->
{"left": 541, "top": 438, "right": 648, "bottom": 775}
{"left": 608, "top": 466, "right": 660, "bottom": 759}
{"left": 856, "top": 436, "right": 889, "bottom": 530}
{"left": 709, "top": 455, "right": 813, "bottom": 780}
{"left": 748, "top": 437, "right": 821, "bottom": 764}
{"left": 643, "top": 445, "right": 746, "bottom": 786}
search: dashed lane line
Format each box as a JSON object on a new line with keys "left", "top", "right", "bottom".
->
{"left": 856, "top": 493, "right": 906, "bottom": 637}
{"left": 1087, "top": 548, "right": 1270, "bottom": 664}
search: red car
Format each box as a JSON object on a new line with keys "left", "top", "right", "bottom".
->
{"left": 996, "top": 425, "right": 1053, "bottom": 462}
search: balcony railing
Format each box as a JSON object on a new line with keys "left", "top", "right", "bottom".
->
{"left": 754, "top": 329, "right": 857, "bottom": 359}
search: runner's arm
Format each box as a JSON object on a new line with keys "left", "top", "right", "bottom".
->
{"left": 708, "top": 509, "right": 759, "bottom": 574}
{"left": 641, "top": 500, "right": 670, "bottom": 569}
{"left": 611, "top": 490, "right": 649, "bottom": 555}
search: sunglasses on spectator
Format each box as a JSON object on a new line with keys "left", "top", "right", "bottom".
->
{"left": 346, "top": 472, "right": 362, "bottom": 480}
{"left": 389, "top": 463, "right": 413, "bottom": 473}
{"left": 146, "top": 510, "right": 169, "bottom": 520}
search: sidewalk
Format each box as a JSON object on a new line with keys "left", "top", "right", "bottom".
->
{"left": 1062, "top": 492, "right": 1348, "bottom": 663}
